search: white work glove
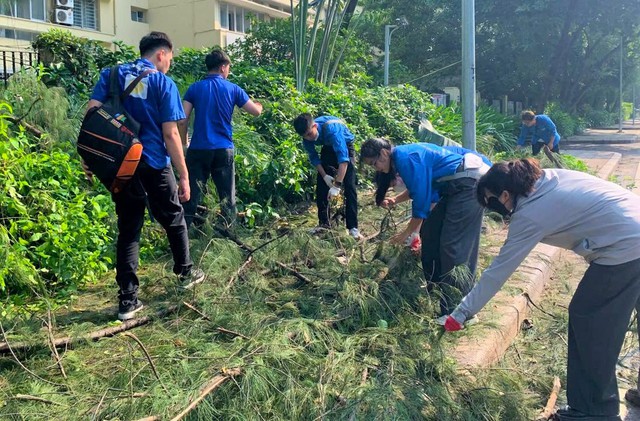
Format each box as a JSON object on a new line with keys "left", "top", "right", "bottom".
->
{"left": 328, "top": 186, "right": 341, "bottom": 200}
{"left": 323, "top": 174, "right": 334, "bottom": 188}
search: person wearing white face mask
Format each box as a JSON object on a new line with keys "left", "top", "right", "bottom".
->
{"left": 443, "top": 158, "right": 640, "bottom": 421}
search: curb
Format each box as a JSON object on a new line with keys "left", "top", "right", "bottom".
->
{"left": 452, "top": 151, "right": 622, "bottom": 368}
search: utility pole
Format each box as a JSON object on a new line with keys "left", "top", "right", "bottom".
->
{"left": 384, "top": 18, "right": 408, "bottom": 87}
{"left": 462, "top": 0, "right": 476, "bottom": 150}
{"left": 619, "top": 35, "right": 623, "bottom": 132}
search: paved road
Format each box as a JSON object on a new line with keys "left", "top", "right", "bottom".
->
{"left": 564, "top": 135, "right": 640, "bottom": 420}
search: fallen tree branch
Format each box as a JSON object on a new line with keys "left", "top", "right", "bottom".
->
{"left": 0, "top": 322, "right": 67, "bottom": 389}
{"left": 543, "top": 145, "right": 565, "bottom": 169}
{"left": 46, "top": 308, "right": 67, "bottom": 379}
{"left": 0, "top": 305, "right": 179, "bottom": 354}
{"left": 169, "top": 368, "right": 241, "bottom": 421}
{"left": 6, "top": 115, "right": 44, "bottom": 138}
{"left": 122, "top": 333, "right": 170, "bottom": 396}
{"left": 225, "top": 256, "right": 253, "bottom": 292}
{"left": 12, "top": 394, "right": 64, "bottom": 406}
{"left": 275, "top": 261, "right": 313, "bottom": 284}
{"left": 183, "top": 302, "right": 249, "bottom": 339}
{"left": 537, "top": 376, "right": 561, "bottom": 421}
{"left": 213, "top": 226, "right": 254, "bottom": 253}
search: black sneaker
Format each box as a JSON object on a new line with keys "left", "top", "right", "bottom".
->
{"left": 178, "top": 268, "right": 206, "bottom": 290}
{"left": 118, "top": 299, "right": 144, "bottom": 321}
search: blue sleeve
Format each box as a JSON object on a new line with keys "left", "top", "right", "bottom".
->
{"left": 235, "top": 86, "right": 250, "bottom": 108}
{"left": 158, "top": 76, "right": 186, "bottom": 123}
{"left": 517, "top": 125, "right": 528, "bottom": 146}
{"left": 540, "top": 115, "right": 557, "bottom": 133}
{"left": 183, "top": 83, "right": 195, "bottom": 105}
{"left": 303, "top": 141, "right": 321, "bottom": 166}
{"left": 399, "top": 152, "right": 432, "bottom": 219}
{"left": 325, "top": 124, "right": 350, "bottom": 164}
{"left": 91, "top": 68, "right": 111, "bottom": 103}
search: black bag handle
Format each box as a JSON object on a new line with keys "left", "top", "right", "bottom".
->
{"left": 108, "top": 65, "right": 155, "bottom": 106}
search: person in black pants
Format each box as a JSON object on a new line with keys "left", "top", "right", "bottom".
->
{"left": 179, "top": 49, "right": 262, "bottom": 228}
{"left": 84, "top": 32, "right": 204, "bottom": 320}
{"left": 293, "top": 113, "right": 361, "bottom": 239}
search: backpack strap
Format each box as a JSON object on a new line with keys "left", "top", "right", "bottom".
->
{"left": 121, "top": 68, "right": 155, "bottom": 101}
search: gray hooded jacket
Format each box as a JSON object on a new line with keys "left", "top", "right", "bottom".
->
{"left": 453, "top": 168, "right": 640, "bottom": 320}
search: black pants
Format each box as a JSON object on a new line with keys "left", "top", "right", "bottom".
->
{"left": 316, "top": 145, "right": 358, "bottom": 229}
{"left": 113, "top": 162, "right": 192, "bottom": 302}
{"left": 565, "top": 257, "right": 640, "bottom": 419}
{"left": 183, "top": 148, "right": 236, "bottom": 227}
{"left": 420, "top": 177, "right": 483, "bottom": 315}
{"left": 532, "top": 142, "right": 560, "bottom": 155}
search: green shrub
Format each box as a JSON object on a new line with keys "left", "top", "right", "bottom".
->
{"left": 544, "top": 102, "right": 578, "bottom": 137}
{"left": 0, "top": 101, "right": 114, "bottom": 297}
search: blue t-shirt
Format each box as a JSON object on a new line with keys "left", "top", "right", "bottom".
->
{"left": 91, "top": 59, "right": 185, "bottom": 170}
{"left": 392, "top": 143, "right": 463, "bottom": 219}
{"left": 183, "top": 74, "right": 249, "bottom": 150}
{"left": 302, "top": 116, "right": 355, "bottom": 166}
{"left": 517, "top": 114, "right": 560, "bottom": 148}
{"left": 443, "top": 145, "right": 492, "bottom": 166}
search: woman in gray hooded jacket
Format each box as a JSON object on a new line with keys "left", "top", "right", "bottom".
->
{"left": 443, "top": 158, "right": 640, "bottom": 421}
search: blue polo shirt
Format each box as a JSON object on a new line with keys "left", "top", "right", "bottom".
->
{"left": 517, "top": 114, "right": 560, "bottom": 148}
{"left": 302, "top": 116, "right": 355, "bottom": 166}
{"left": 183, "top": 74, "right": 250, "bottom": 150}
{"left": 392, "top": 143, "right": 463, "bottom": 219}
{"left": 91, "top": 58, "right": 185, "bottom": 170}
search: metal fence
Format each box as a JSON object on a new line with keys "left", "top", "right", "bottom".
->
{"left": 0, "top": 50, "right": 40, "bottom": 87}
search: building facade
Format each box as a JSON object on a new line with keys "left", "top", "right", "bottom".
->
{"left": 0, "top": 0, "right": 292, "bottom": 52}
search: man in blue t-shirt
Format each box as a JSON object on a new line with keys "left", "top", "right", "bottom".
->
{"left": 516, "top": 110, "right": 561, "bottom": 155}
{"left": 179, "top": 49, "right": 263, "bottom": 228}
{"left": 293, "top": 113, "right": 361, "bottom": 239}
{"left": 85, "top": 32, "right": 204, "bottom": 321}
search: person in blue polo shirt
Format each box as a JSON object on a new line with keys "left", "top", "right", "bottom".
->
{"left": 361, "top": 139, "right": 487, "bottom": 317}
{"left": 179, "top": 49, "right": 263, "bottom": 228}
{"left": 517, "top": 110, "right": 561, "bottom": 155}
{"left": 85, "top": 32, "right": 204, "bottom": 321}
{"left": 293, "top": 113, "right": 361, "bottom": 239}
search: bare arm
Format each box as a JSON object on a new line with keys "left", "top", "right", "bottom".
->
{"left": 334, "top": 162, "right": 348, "bottom": 183}
{"left": 162, "top": 121, "right": 190, "bottom": 202}
{"left": 178, "top": 100, "right": 193, "bottom": 146}
{"left": 242, "top": 99, "right": 263, "bottom": 116}
{"left": 390, "top": 217, "right": 423, "bottom": 245}
{"left": 315, "top": 163, "right": 327, "bottom": 178}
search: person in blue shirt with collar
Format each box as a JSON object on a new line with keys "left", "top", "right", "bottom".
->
{"left": 517, "top": 110, "right": 561, "bottom": 155}
{"left": 293, "top": 113, "right": 361, "bottom": 239}
{"left": 361, "top": 138, "right": 486, "bottom": 317}
{"left": 85, "top": 32, "right": 204, "bottom": 321}
{"left": 179, "top": 49, "right": 263, "bottom": 228}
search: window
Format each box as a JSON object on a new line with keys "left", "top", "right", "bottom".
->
{"left": 131, "top": 7, "right": 146, "bottom": 23}
{"left": 0, "top": 0, "right": 46, "bottom": 21}
{"left": 73, "top": 0, "right": 97, "bottom": 30}
{"left": 219, "top": 2, "right": 264, "bottom": 33}
{"left": 0, "top": 27, "right": 37, "bottom": 42}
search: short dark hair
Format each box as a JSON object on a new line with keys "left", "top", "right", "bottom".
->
{"left": 139, "top": 32, "right": 173, "bottom": 57}
{"left": 205, "top": 49, "right": 231, "bottom": 71}
{"left": 521, "top": 110, "right": 535, "bottom": 121}
{"left": 476, "top": 158, "right": 543, "bottom": 205}
{"left": 293, "top": 113, "right": 314, "bottom": 136}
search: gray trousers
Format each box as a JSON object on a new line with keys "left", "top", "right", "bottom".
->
{"left": 565, "top": 257, "right": 640, "bottom": 419}
{"left": 420, "top": 176, "right": 484, "bottom": 315}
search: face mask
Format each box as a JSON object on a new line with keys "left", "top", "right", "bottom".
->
{"left": 486, "top": 196, "right": 511, "bottom": 217}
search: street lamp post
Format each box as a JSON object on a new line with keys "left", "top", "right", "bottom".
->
{"left": 384, "top": 18, "right": 407, "bottom": 87}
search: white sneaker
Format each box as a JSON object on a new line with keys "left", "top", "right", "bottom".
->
{"left": 349, "top": 228, "right": 363, "bottom": 240}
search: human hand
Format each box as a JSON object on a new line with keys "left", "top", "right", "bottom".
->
{"left": 443, "top": 315, "right": 463, "bottom": 331}
{"left": 178, "top": 177, "right": 190, "bottom": 203}
{"left": 390, "top": 230, "right": 410, "bottom": 245}
{"left": 380, "top": 197, "right": 396, "bottom": 209}
{"left": 328, "top": 186, "right": 341, "bottom": 200}
{"left": 323, "top": 174, "right": 334, "bottom": 188}
{"left": 80, "top": 159, "right": 94, "bottom": 182}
